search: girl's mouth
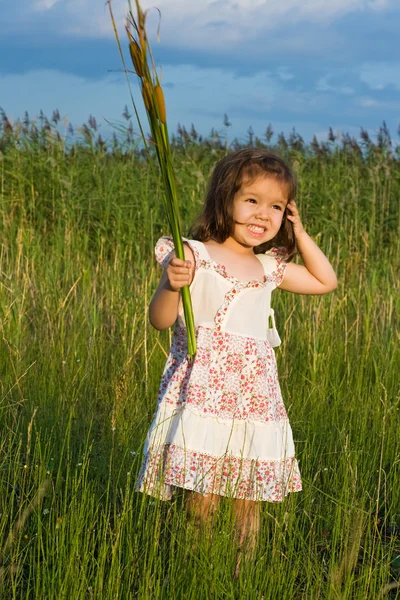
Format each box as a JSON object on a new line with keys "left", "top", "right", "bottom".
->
{"left": 247, "top": 224, "right": 266, "bottom": 237}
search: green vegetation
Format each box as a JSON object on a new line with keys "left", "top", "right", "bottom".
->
{"left": 0, "top": 110, "right": 399, "bottom": 598}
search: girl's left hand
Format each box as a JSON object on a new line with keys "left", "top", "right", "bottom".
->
{"left": 286, "top": 200, "right": 305, "bottom": 237}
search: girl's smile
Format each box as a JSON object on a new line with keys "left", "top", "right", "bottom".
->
{"left": 230, "top": 176, "right": 288, "bottom": 249}
{"left": 247, "top": 224, "right": 267, "bottom": 237}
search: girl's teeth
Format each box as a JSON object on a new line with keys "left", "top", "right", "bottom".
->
{"left": 249, "top": 225, "right": 264, "bottom": 233}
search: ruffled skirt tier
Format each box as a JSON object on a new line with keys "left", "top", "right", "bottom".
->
{"left": 136, "top": 326, "right": 302, "bottom": 501}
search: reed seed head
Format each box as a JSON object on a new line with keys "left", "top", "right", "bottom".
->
{"left": 142, "top": 81, "right": 153, "bottom": 112}
{"left": 155, "top": 85, "right": 166, "bottom": 124}
{"left": 135, "top": 0, "right": 146, "bottom": 31}
{"left": 138, "top": 28, "right": 147, "bottom": 53}
{"left": 129, "top": 40, "right": 145, "bottom": 78}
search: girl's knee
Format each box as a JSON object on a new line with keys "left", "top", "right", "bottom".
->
{"left": 186, "top": 491, "right": 220, "bottom": 520}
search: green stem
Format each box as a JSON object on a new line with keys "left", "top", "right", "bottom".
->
{"left": 167, "top": 195, "right": 197, "bottom": 359}
{"left": 111, "top": 0, "right": 197, "bottom": 358}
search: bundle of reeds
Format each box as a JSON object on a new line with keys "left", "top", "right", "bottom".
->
{"left": 109, "top": 0, "right": 196, "bottom": 357}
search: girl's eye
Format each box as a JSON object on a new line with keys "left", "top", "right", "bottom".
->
{"left": 247, "top": 198, "right": 257, "bottom": 204}
{"left": 273, "top": 205, "right": 282, "bottom": 211}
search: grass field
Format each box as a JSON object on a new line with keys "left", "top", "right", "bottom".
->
{"left": 0, "top": 113, "right": 399, "bottom": 598}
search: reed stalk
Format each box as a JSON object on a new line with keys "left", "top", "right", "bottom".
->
{"left": 108, "top": 0, "right": 197, "bottom": 357}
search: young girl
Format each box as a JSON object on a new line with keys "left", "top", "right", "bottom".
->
{"left": 136, "top": 148, "right": 337, "bottom": 567}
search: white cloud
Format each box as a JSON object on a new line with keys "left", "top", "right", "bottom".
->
{"left": 33, "top": 0, "right": 61, "bottom": 10}
{"left": 316, "top": 75, "right": 355, "bottom": 95}
{"left": 25, "top": 0, "right": 397, "bottom": 50}
{"left": 277, "top": 67, "right": 294, "bottom": 82}
{"left": 358, "top": 96, "right": 378, "bottom": 107}
{"left": 360, "top": 62, "right": 400, "bottom": 91}
{"left": 366, "top": 0, "right": 391, "bottom": 9}
{"left": 356, "top": 95, "right": 400, "bottom": 110}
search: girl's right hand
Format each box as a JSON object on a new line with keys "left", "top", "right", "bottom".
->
{"left": 166, "top": 257, "right": 193, "bottom": 292}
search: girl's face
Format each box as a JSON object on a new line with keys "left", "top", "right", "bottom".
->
{"left": 230, "top": 175, "right": 288, "bottom": 248}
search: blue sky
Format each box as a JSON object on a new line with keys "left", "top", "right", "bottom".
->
{"left": 1, "top": 0, "right": 399, "bottom": 143}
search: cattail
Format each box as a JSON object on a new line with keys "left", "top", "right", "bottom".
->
{"left": 142, "top": 81, "right": 152, "bottom": 112}
{"left": 129, "top": 40, "right": 145, "bottom": 77}
{"left": 155, "top": 85, "right": 166, "bottom": 124}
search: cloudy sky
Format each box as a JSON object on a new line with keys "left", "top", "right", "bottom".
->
{"left": 1, "top": 0, "right": 399, "bottom": 143}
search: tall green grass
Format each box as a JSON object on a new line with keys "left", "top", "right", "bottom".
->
{"left": 0, "top": 113, "right": 399, "bottom": 598}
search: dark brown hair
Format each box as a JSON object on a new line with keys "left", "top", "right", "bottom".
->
{"left": 189, "top": 148, "right": 297, "bottom": 260}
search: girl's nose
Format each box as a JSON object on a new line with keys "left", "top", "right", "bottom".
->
{"left": 256, "top": 206, "right": 271, "bottom": 220}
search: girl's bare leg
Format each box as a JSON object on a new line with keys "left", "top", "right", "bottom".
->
{"left": 186, "top": 491, "right": 220, "bottom": 546}
{"left": 186, "top": 491, "right": 220, "bottom": 526}
{"left": 233, "top": 499, "right": 260, "bottom": 578}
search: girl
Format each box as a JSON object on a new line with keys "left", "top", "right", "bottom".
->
{"left": 136, "top": 148, "right": 337, "bottom": 569}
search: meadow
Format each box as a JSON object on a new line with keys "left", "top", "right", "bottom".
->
{"left": 0, "top": 110, "right": 399, "bottom": 599}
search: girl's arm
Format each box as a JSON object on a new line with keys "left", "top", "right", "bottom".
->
{"left": 149, "top": 245, "right": 195, "bottom": 330}
{"left": 278, "top": 201, "right": 337, "bottom": 295}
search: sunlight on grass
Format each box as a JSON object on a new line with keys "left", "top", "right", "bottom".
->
{"left": 0, "top": 110, "right": 399, "bottom": 598}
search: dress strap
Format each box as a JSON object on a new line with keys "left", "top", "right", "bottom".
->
{"left": 256, "top": 249, "right": 287, "bottom": 286}
{"left": 154, "top": 237, "right": 205, "bottom": 270}
{"left": 187, "top": 240, "right": 210, "bottom": 261}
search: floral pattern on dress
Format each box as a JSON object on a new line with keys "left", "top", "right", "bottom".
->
{"left": 137, "top": 443, "right": 302, "bottom": 502}
{"left": 138, "top": 238, "right": 300, "bottom": 502}
{"left": 155, "top": 237, "right": 201, "bottom": 270}
{"left": 155, "top": 237, "right": 287, "bottom": 287}
{"left": 158, "top": 326, "right": 287, "bottom": 423}
{"left": 214, "top": 280, "right": 265, "bottom": 331}
{"left": 196, "top": 256, "right": 286, "bottom": 287}
{"left": 266, "top": 246, "right": 288, "bottom": 260}
{"left": 263, "top": 247, "right": 288, "bottom": 285}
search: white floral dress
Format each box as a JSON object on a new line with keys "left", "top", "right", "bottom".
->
{"left": 136, "top": 238, "right": 302, "bottom": 501}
